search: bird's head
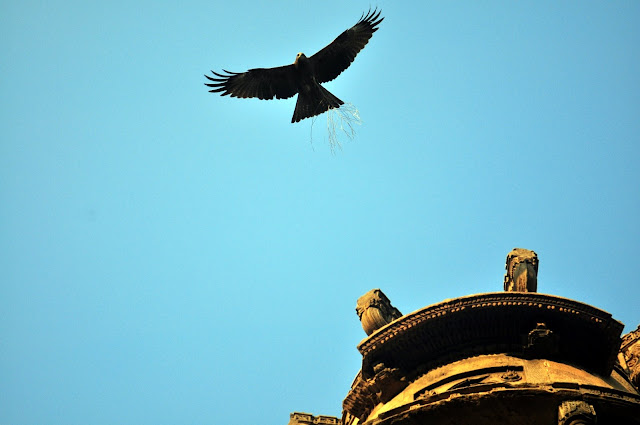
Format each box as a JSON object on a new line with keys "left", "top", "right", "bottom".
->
{"left": 294, "top": 52, "right": 307, "bottom": 66}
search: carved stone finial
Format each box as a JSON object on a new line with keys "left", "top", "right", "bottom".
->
{"left": 356, "top": 289, "right": 402, "bottom": 336}
{"left": 620, "top": 324, "right": 640, "bottom": 389}
{"left": 524, "top": 322, "right": 559, "bottom": 358}
{"left": 504, "top": 248, "right": 538, "bottom": 292}
{"left": 557, "top": 400, "right": 596, "bottom": 425}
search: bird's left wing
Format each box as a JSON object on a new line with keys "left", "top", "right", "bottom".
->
{"left": 205, "top": 64, "right": 298, "bottom": 100}
{"left": 309, "top": 9, "right": 384, "bottom": 84}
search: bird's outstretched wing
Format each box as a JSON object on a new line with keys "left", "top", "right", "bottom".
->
{"left": 309, "top": 8, "right": 384, "bottom": 84}
{"left": 205, "top": 64, "right": 298, "bottom": 100}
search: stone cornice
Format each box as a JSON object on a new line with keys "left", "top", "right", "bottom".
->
{"left": 357, "top": 292, "right": 624, "bottom": 379}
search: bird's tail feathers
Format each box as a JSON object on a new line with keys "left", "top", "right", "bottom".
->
{"left": 292, "top": 85, "right": 344, "bottom": 123}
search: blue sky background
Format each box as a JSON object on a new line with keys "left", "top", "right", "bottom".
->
{"left": 1, "top": 1, "right": 639, "bottom": 424}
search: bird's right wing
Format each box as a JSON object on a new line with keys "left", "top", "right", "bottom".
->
{"left": 205, "top": 65, "right": 298, "bottom": 100}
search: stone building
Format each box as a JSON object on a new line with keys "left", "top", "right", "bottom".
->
{"left": 287, "top": 412, "right": 341, "bottom": 425}
{"left": 290, "top": 249, "right": 640, "bottom": 425}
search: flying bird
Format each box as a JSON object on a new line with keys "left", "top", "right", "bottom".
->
{"left": 205, "top": 9, "right": 383, "bottom": 123}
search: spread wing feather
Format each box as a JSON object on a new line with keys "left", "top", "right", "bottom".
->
{"left": 205, "top": 65, "right": 298, "bottom": 100}
{"left": 309, "top": 8, "right": 384, "bottom": 84}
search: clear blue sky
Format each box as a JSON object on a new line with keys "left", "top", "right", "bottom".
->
{"left": 1, "top": 1, "right": 639, "bottom": 424}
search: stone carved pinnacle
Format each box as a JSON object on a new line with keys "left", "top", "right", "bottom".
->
{"left": 504, "top": 248, "right": 539, "bottom": 292}
{"left": 356, "top": 289, "right": 402, "bottom": 336}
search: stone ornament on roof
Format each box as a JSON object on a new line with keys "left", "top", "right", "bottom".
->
{"left": 504, "top": 248, "right": 538, "bottom": 292}
{"left": 356, "top": 289, "right": 403, "bottom": 336}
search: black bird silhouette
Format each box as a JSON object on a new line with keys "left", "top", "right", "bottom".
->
{"left": 205, "top": 9, "right": 383, "bottom": 123}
